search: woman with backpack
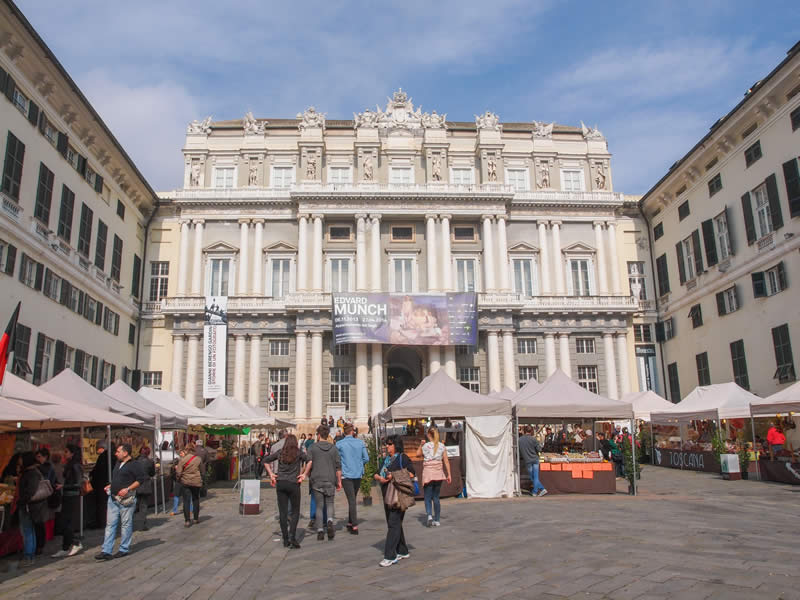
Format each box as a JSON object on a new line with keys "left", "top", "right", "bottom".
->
{"left": 175, "top": 443, "right": 202, "bottom": 527}
{"left": 374, "top": 435, "right": 416, "bottom": 567}
{"left": 17, "top": 451, "right": 50, "bottom": 566}
{"left": 52, "top": 444, "right": 83, "bottom": 558}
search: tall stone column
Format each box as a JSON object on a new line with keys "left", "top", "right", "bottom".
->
{"left": 607, "top": 221, "right": 622, "bottom": 294}
{"left": 487, "top": 331, "right": 501, "bottom": 393}
{"left": 444, "top": 345, "right": 456, "bottom": 379}
{"left": 482, "top": 216, "right": 496, "bottom": 292}
{"left": 426, "top": 214, "right": 438, "bottom": 292}
{"left": 297, "top": 214, "right": 309, "bottom": 291}
{"left": 310, "top": 331, "right": 323, "bottom": 418}
{"left": 594, "top": 221, "right": 608, "bottom": 295}
{"left": 558, "top": 333, "right": 571, "bottom": 377}
{"left": 496, "top": 216, "right": 510, "bottom": 292}
{"left": 538, "top": 221, "right": 551, "bottom": 295}
{"left": 294, "top": 331, "right": 308, "bottom": 420}
{"left": 603, "top": 332, "right": 618, "bottom": 399}
{"left": 185, "top": 334, "right": 199, "bottom": 406}
{"left": 238, "top": 220, "right": 250, "bottom": 295}
{"left": 369, "top": 215, "right": 381, "bottom": 291}
{"left": 371, "top": 344, "right": 384, "bottom": 415}
{"left": 356, "top": 344, "right": 368, "bottom": 420}
{"left": 440, "top": 215, "right": 452, "bottom": 291}
{"left": 616, "top": 332, "right": 631, "bottom": 396}
{"left": 233, "top": 334, "right": 247, "bottom": 402}
{"left": 171, "top": 334, "right": 184, "bottom": 396}
{"left": 356, "top": 214, "right": 367, "bottom": 291}
{"left": 190, "top": 220, "right": 204, "bottom": 295}
{"left": 248, "top": 334, "right": 261, "bottom": 407}
{"left": 551, "top": 221, "right": 565, "bottom": 295}
{"left": 252, "top": 220, "right": 264, "bottom": 296}
{"left": 502, "top": 330, "right": 515, "bottom": 391}
{"left": 429, "top": 346, "right": 441, "bottom": 375}
{"left": 544, "top": 333, "right": 557, "bottom": 377}
{"left": 176, "top": 220, "right": 191, "bottom": 296}
{"left": 311, "top": 215, "right": 324, "bottom": 292}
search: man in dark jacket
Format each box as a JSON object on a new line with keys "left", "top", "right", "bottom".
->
{"left": 301, "top": 425, "right": 342, "bottom": 541}
{"left": 519, "top": 426, "right": 547, "bottom": 497}
{"left": 89, "top": 441, "right": 116, "bottom": 529}
{"left": 34, "top": 448, "right": 57, "bottom": 554}
{"left": 134, "top": 447, "right": 156, "bottom": 531}
{"left": 193, "top": 440, "right": 210, "bottom": 496}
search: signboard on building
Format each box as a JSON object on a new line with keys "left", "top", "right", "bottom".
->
{"left": 332, "top": 293, "right": 477, "bottom": 346}
{"left": 203, "top": 296, "right": 228, "bottom": 399}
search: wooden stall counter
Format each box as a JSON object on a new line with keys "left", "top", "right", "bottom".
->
{"left": 411, "top": 457, "right": 463, "bottom": 499}
{"left": 758, "top": 459, "right": 800, "bottom": 485}
{"left": 521, "top": 462, "right": 616, "bottom": 494}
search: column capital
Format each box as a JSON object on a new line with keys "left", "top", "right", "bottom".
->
{"left": 298, "top": 213, "right": 310, "bottom": 222}
{"left": 179, "top": 219, "right": 192, "bottom": 227}
{"left": 606, "top": 219, "right": 617, "bottom": 227}
{"left": 369, "top": 214, "right": 382, "bottom": 221}
{"left": 481, "top": 214, "right": 496, "bottom": 222}
{"left": 425, "top": 213, "right": 439, "bottom": 221}
{"left": 601, "top": 331, "right": 614, "bottom": 339}
{"left": 172, "top": 333, "right": 186, "bottom": 341}
{"left": 192, "top": 218, "right": 205, "bottom": 225}
{"left": 593, "top": 220, "right": 607, "bottom": 228}
{"left": 311, "top": 213, "right": 325, "bottom": 221}
{"left": 233, "top": 332, "right": 247, "bottom": 339}
{"left": 543, "top": 332, "right": 555, "bottom": 339}
{"left": 550, "top": 220, "right": 562, "bottom": 227}
{"left": 496, "top": 214, "right": 508, "bottom": 222}
{"left": 238, "top": 218, "right": 251, "bottom": 225}
{"left": 355, "top": 213, "right": 368, "bottom": 220}
{"left": 310, "top": 330, "right": 324, "bottom": 337}
{"left": 186, "top": 333, "right": 201, "bottom": 340}
{"left": 251, "top": 218, "right": 265, "bottom": 225}
{"left": 295, "top": 329, "right": 310, "bottom": 336}
{"left": 439, "top": 213, "right": 452, "bottom": 221}
{"left": 537, "top": 220, "right": 549, "bottom": 227}
{"left": 248, "top": 332, "right": 262, "bottom": 340}
{"left": 558, "top": 332, "right": 570, "bottom": 338}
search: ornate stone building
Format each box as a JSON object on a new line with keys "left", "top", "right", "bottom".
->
{"left": 141, "top": 91, "right": 655, "bottom": 424}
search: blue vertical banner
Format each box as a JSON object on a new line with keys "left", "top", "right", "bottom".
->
{"left": 332, "top": 293, "right": 477, "bottom": 346}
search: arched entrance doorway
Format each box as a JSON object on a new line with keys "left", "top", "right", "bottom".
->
{"left": 384, "top": 346, "right": 424, "bottom": 406}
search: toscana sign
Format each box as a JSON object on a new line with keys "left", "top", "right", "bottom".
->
{"left": 654, "top": 448, "right": 720, "bottom": 473}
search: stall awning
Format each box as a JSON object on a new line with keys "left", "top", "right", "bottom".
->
{"left": 621, "top": 390, "right": 675, "bottom": 421}
{"left": 103, "top": 380, "right": 188, "bottom": 429}
{"left": 650, "top": 382, "right": 758, "bottom": 423}
{"left": 137, "top": 387, "right": 213, "bottom": 419}
{"left": 188, "top": 394, "right": 294, "bottom": 429}
{"left": 749, "top": 380, "right": 800, "bottom": 416}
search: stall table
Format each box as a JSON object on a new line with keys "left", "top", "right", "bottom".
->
{"left": 411, "top": 457, "right": 463, "bottom": 499}
{"left": 757, "top": 459, "right": 800, "bottom": 485}
{"left": 521, "top": 462, "right": 615, "bottom": 494}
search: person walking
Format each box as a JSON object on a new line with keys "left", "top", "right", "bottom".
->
{"left": 52, "top": 444, "right": 83, "bottom": 558}
{"left": 336, "top": 423, "right": 369, "bottom": 534}
{"left": 17, "top": 452, "right": 49, "bottom": 566}
{"left": 134, "top": 447, "right": 156, "bottom": 531}
{"left": 301, "top": 425, "right": 342, "bottom": 541}
{"left": 193, "top": 439, "right": 210, "bottom": 496}
{"left": 89, "top": 440, "right": 115, "bottom": 529}
{"left": 416, "top": 426, "right": 452, "bottom": 526}
{"left": 175, "top": 443, "right": 203, "bottom": 527}
{"left": 264, "top": 433, "right": 306, "bottom": 549}
{"left": 34, "top": 448, "right": 57, "bottom": 555}
{"left": 95, "top": 444, "right": 146, "bottom": 560}
{"left": 374, "top": 435, "right": 416, "bottom": 567}
{"left": 519, "top": 425, "right": 547, "bottom": 497}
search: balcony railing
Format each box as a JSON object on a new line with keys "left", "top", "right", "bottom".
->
{"left": 521, "top": 295, "right": 638, "bottom": 311}
{"left": 291, "top": 182, "right": 514, "bottom": 197}
{"left": 160, "top": 296, "right": 291, "bottom": 314}
{"left": 1, "top": 193, "right": 22, "bottom": 222}
{"left": 512, "top": 190, "right": 625, "bottom": 205}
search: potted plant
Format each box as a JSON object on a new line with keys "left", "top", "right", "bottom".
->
{"left": 737, "top": 433, "right": 751, "bottom": 480}
{"left": 360, "top": 437, "right": 379, "bottom": 506}
{"left": 622, "top": 435, "right": 641, "bottom": 494}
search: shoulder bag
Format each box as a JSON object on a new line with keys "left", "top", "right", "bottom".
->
{"left": 31, "top": 477, "right": 53, "bottom": 503}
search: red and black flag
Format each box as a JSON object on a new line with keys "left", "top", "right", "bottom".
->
{"left": 0, "top": 301, "right": 21, "bottom": 385}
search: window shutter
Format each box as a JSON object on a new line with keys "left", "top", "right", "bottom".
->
{"left": 131, "top": 254, "right": 141, "bottom": 298}
{"left": 732, "top": 284, "right": 739, "bottom": 308}
{"left": 122, "top": 366, "right": 129, "bottom": 384}
{"left": 34, "top": 262, "right": 44, "bottom": 291}
{"left": 82, "top": 294, "right": 90, "bottom": 319}
{"left": 110, "top": 364, "right": 116, "bottom": 384}
{"left": 0, "top": 66, "right": 7, "bottom": 93}
{"left": 94, "top": 174, "right": 103, "bottom": 194}
{"left": 56, "top": 132, "right": 68, "bottom": 157}
{"left": 4, "top": 74, "right": 15, "bottom": 101}
{"left": 95, "top": 302, "right": 103, "bottom": 326}
{"left": 74, "top": 349, "right": 85, "bottom": 375}
{"left": 77, "top": 155, "right": 87, "bottom": 177}
{"left": 37, "top": 110, "right": 46, "bottom": 135}
{"left": 53, "top": 340, "right": 66, "bottom": 375}
{"left": 777, "top": 261, "right": 787, "bottom": 291}
{"left": 60, "top": 279, "right": 72, "bottom": 305}
{"left": 691, "top": 230, "right": 703, "bottom": 275}
{"left": 655, "top": 321, "right": 665, "bottom": 342}
{"left": 77, "top": 290, "right": 85, "bottom": 315}
{"left": 32, "top": 333, "right": 45, "bottom": 384}
{"left": 701, "top": 219, "right": 718, "bottom": 267}
{"left": 782, "top": 159, "right": 800, "bottom": 219}
{"left": 723, "top": 205, "right": 735, "bottom": 255}
{"left": 27, "top": 100, "right": 39, "bottom": 126}
{"left": 97, "top": 359, "right": 105, "bottom": 389}
{"left": 131, "top": 369, "right": 141, "bottom": 391}
{"left": 91, "top": 356, "right": 98, "bottom": 386}
{"left": 764, "top": 173, "right": 784, "bottom": 231}
{"left": 716, "top": 291, "right": 726, "bottom": 316}
{"left": 675, "top": 242, "right": 686, "bottom": 285}
{"left": 656, "top": 254, "right": 670, "bottom": 296}
{"left": 741, "top": 192, "right": 756, "bottom": 245}
{"left": 5, "top": 244, "right": 16, "bottom": 275}
{"left": 752, "top": 272, "right": 766, "bottom": 298}
{"left": 17, "top": 253, "right": 26, "bottom": 283}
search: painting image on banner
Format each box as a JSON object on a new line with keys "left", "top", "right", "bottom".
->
{"left": 332, "top": 293, "right": 477, "bottom": 346}
{"left": 203, "top": 296, "right": 228, "bottom": 398}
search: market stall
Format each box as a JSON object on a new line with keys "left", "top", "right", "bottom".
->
{"left": 750, "top": 381, "right": 800, "bottom": 484}
{"left": 513, "top": 370, "right": 635, "bottom": 495}
{"left": 377, "top": 369, "right": 515, "bottom": 499}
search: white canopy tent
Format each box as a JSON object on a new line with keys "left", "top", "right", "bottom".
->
{"left": 138, "top": 387, "right": 213, "bottom": 419}
{"left": 750, "top": 381, "right": 800, "bottom": 416}
{"left": 621, "top": 390, "right": 675, "bottom": 421}
{"left": 189, "top": 394, "right": 294, "bottom": 429}
{"left": 649, "top": 383, "right": 758, "bottom": 423}
{"left": 488, "top": 387, "right": 518, "bottom": 401}
{"left": 103, "top": 380, "right": 189, "bottom": 430}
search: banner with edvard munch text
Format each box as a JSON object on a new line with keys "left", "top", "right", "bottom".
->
{"left": 332, "top": 293, "right": 477, "bottom": 346}
{"left": 203, "top": 296, "right": 227, "bottom": 399}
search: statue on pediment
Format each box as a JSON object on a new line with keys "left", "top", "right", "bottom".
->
{"left": 297, "top": 106, "right": 325, "bottom": 131}
{"left": 581, "top": 121, "right": 604, "bottom": 140}
{"left": 422, "top": 110, "right": 447, "bottom": 129}
{"left": 532, "top": 120, "right": 553, "bottom": 139}
{"left": 243, "top": 111, "right": 266, "bottom": 135}
{"left": 354, "top": 108, "right": 379, "bottom": 129}
{"left": 187, "top": 116, "right": 212, "bottom": 135}
{"left": 475, "top": 111, "right": 501, "bottom": 131}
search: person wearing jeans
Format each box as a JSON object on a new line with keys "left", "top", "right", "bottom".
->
{"left": 417, "top": 427, "right": 451, "bottom": 526}
{"left": 301, "top": 425, "right": 342, "bottom": 541}
{"left": 336, "top": 424, "right": 369, "bottom": 534}
{"left": 175, "top": 442, "right": 203, "bottom": 527}
{"left": 519, "top": 426, "right": 547, "bottom": 497}
{"left": 17, "top": 452, "right": 47, "bottom": 565}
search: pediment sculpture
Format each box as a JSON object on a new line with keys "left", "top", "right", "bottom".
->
{"left": 581, "top": 121, "right": 604, "bottom": 140}
{"left": 354, "top": 89, "right": 445, "bottom": 131}
{"left": 297, "top": 106, "right": 326, "bottom": 131}
{"left": 187, "top": 116, "right": 212, "bottom": 135}
{"left": 243, "top": 111, "right": 266, "bottom": 135}
{"left": 532, "top": 120, "right": 553, "bottom": 139}
{"left": 475, "top": 111, "right": 501, "bottom": 131}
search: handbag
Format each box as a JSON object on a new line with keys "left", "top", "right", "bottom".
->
{"left": 177, "top": 455, "right": 197, "bottom": 485}
{"left": 31, "top": 478, "right": 53, "bottom": 502}
{"left": 113, "top": 492, "right": 136, "bottom": 507}
{"left": 412, "top": 479, "right": 420, "bottom": 496}
{"left": 80, "top": 479, "right": 93, "bottom": 496}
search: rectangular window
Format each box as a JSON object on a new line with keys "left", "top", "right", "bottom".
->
{"left": 110, "top": 235, "right": 123, "bottom": 282}
{"left": 656, "top": 254, "right": 670, "bottom": 296}
{"left": 453, "top": 226, "right": 476, "bottom": 242}
{"left": 41, "top": 337, "right": 53, "bottom": 383}
{"left": 2, "top": 132, "right": 25, "bottom": 200}
{"left": 570, "top": 259, "right": 591, "bottom": 296}
{"left": 667, "top": 362, "right": 681, "bottom": 402}
{"left": 664, "top": 317, "right": 675, "bottom": 340}
{"left": 270, "top": 340, "right": 289, "bottom": 356}
{"left": 772, "top": 324, "right": 796, "bottom": 383}
{"left": 392, "top": 258, "right": 413, "bottom": 293}
{"left": 57, "top": 185, "right": 75, "bottom": 243}
{"left": 328, "top": 226, "right": 352, "bottom": 241}
{"left": 12, "top": 88, "right": 28, "bottom": 114}
{"left": 149, "top": 261, "right": 169, "bottom": 302}
{"left": 678, "top": 201, "right": 690, "bottom": 221}
{"left": 577, "top": 366, "right": 598, "bottom": 394}
{"left": 682, "top": 236, "right": 695, "bottom": 281}
{"left": 389, "top": 167, "right": 412, "bottom": 185}
{"left": 43, "top": 119, "right": 58, "bottom": 146}
{"left": 213, "top": 167, "right": 235, "bottom": 188}
{"left": 633, "top": 324, "right": 652, "bottom": 343}
{"left": 713, "top": 211, "right": 731, "bottom": 261}
{"left": 561, "top": 169, "right": 584, "bottom": 192}
{"left": 329, "top": 367, "right": 351, "bottom": 409}
{"left": 689, "top": 304, "right": 703, "bottom": 328}
{"left": 102, "top": 362, "right": 112, "bottom": 389}
{"left": 627, "top": 261, "right": 647, "bottom": 300}
{"left": 269, "top": 368, "right": 290, "bottom": 412}
{"left": 85, "top": 166, "right": 96, "bottom": 188}
{"left": 517, "top": 338, "right": 537, "bottom": 354}
{"left": 459, "top": 367, "right": 480, "bottom": 393}
{"left": 758, "top": 262, "right": 788, "bottom": 297}
{"left": 334, "top": 343, "right": 350, "bottom": 356}
{"left": 13, "top": 324, "right": 31, "bottom": 377}
{"left": 753, "top": 184, "right": 772, "bottom": 239}
{"left": 390, "top": 225, "right": 414, "bottom": 242}
{"left": 116, "top": 199, "right": 125, "bottom": 220}
{"left": 653, "top": 222, "right": 664, "bottom": 241}
{"left": 730, "top": 340, "right": 749, "bottom": 390}
{"left": 716, "top": 286, "right": 739, "bottom": 316}
{"left": 34, "top": 163, "right": 54, "bottom": 225}
{"left": 330, "top": 258, "right": 351, "bottom": 293}
{"left": 142, "top": 371, "right": 163, "bottom": 389}
{"left": 271, "top": 166, "right": 293, "bottom": 188}
{"left": 328, "top": 167, "right": 351, "bottom": 184}
{"left": 77, "top": 203, "right": 93, "bottom": 256}
{"left": 513, "top": 258, "right": 535, "bottom": 297}
{"left": 270, "top": 258, "right": 291, "bottom": 298}
{"left": 85, "top": 297, "right": 97, "bottom": 323}
{"left": 506, "top": 168, "right": 527, "bottom": 192}
{"left": 95, "top": 220, "right": 107, "bottom": 271}
{"left": 744, "top": 140, "right": 762, "bottom": 167}
{"left": 68, "top": 286, "right": 81, "bottom": 313}
{"left": 208, "top": 258, "right": 231, "bottom": 296}
{"left": 696, "top": 352, "right": 710, "bottom": 386}
{"left": 43, "top": 269, "right": 62, "bottom": 301}
{"left": 103, "top": 307, "right": 120, "bottom": 335}
{"left": 128, "top": 323, "right": 136, "bottom": 345}
{"left": 451, "top": 168, "right": 472, "bottom": 185}
{"left": 576, "top": 338, "right": 595, "bottom": 354}
{"left": 66, "top": 146, "right": 79, "bottom": 171}
{"left": 19, "top": 254, "right": 37, "bottom": 288}
{"left": 455, "top": 258, "right": 476, "bottom": 292}
{"left": 518, "top": 366, "right": 538, "bottom": 389}
{"left": 708, "top": 173, "right": 722, "bottom": 197}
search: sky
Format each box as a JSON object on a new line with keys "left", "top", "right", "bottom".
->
{"left": 16, "top": 1, "right": 800, "bottom": 195}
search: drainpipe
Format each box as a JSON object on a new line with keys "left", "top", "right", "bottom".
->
{"left": 133, "top": 198, "right": 158, "bottom": 388}
{"left": 639, "top": 203, "right": 668, "bottom": 398}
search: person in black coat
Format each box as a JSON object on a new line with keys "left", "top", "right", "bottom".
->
{"left": 18, "top": 452, "right": 48, "bottom": 564}
{"left": 373, "top": 435, "right": 416, "bottom": 567}
{"left": 34, "top": 448, "right": 57, "bottom": 554}
{"left": 134, "top": 447, "right": 156, "bottom": 531}
{"left": 89, "top": 441, "right": 116, "bottom": 529}
{"left": 52, "top": 444, "right": 83, "bottom": 558}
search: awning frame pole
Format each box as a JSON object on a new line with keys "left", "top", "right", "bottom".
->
{"left": 79, "top": 424, "right": 84, "bottom": 540}
{"left": 751, "top": 415, "right": 760, "bottom": 481}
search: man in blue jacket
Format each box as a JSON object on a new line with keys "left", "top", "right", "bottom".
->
{"left": 335, "top": 424, "right": 369, "bottom": 534}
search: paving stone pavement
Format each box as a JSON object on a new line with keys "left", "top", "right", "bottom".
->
{"left": 1, "top": 467, "right": 799, "bottom": 600}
